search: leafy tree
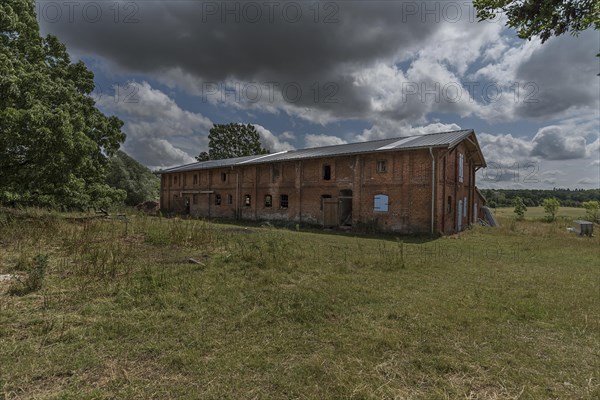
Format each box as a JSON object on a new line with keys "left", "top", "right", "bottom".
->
{"left": 0, "top": 0, "right": 125, "bottom": 209}
{"left": 473, "top": 0, "right": 600, "bottom": 43}
{"left": 196, "top": 151, "right": 210, "bottom": 162}
{"left": 513, "top": 196, "right": 527, "bottom": 220}
{"left": 197, "top": 123, "right": 269, "bottom": 161}
{"left": 106, "top": 151, "right": 160, "bottom": 206}
{"left": 543, "top": 197, "right": 561, "bottom": 221}
{"left": 582, "top": 200, "right": 600, "bottom": 222}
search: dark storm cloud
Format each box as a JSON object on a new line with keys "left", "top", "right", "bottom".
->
{"left": 37, "top": 0, "right": 445, "bottom": 119}
{"left": 514, "top": 30, "right": 599, "bottom": 119}
{"left": 39, "top": 1, "right": 434, "bottom": 78}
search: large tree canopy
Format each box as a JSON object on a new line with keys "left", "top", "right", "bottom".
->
{"left": 197, "top": 123, "right": 269, "bottom": 161}
{"left": 0, "top": 0, "right": 126, "bottom": 209}
{"left": 106, "top": 151, "right": 159, "bottom": 206}
{"left": 473, "top": 0, "right": 599, "bottom": 43}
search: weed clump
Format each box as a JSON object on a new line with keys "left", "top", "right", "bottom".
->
{"left": 9, "top": 254, "right": 48, "bottom": 296}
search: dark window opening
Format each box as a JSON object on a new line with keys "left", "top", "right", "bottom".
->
{"left": 265, "top": 195, "right": 272, "bottom": 208}
{"left": 447, "top": 196, "right": 452, "bottom": 213}
{"left": 221, "top": 172, "right": 227, "bottom": 182}
{"left": 377, "top": 160, "right": 387, "bottom": 173}
{"left": 320, "top": 194, "right": 332, "bottom": 210}
{"left": 244, "top": 195, "right": 251, "bottom": 207}
{"left": 228, "top": 194, "right": 233, "bottom": 205}
{"left": 174, "top": 176, "right": 178, "bottom": 184}
{"left": 280, "top": 194, "right": 289, "bottom": 209}
{"left": 193, "top": 194, "right": 198, "bottom": 205}
{"left": 215, "top": 194, "right": 221, "bottom": 206}
{"left": 271, "top": 164, "right": 280, "bottom": 182}
{"left": 193, "top": 174, "right": 198, "bottom": 185}
{"left": 323, "top": 165, "right": 331, "bottom": 180}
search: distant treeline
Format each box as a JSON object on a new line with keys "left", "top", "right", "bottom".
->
{"left": 481, "top": 189, "right": 600, "bottom": 208}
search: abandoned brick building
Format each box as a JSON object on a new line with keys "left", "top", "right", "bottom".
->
{"left": 160, "top": 129, "right": 487, "bottom": 235}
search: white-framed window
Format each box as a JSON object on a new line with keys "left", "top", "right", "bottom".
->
{"left": 458, "top": 153, "right": 464, "bottom": 183}
{"left": 374, "top": 194, "right": 389, "bottom": 212}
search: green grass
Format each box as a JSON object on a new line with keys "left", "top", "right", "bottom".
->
{"left": 0, "top": 209, "right": 598, "bottom": 399}
{"left": 493, "top": 206, "right": 587, "bottom": 220}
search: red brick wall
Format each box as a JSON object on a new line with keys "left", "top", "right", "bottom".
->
{"left": 160, "top": 141, "right": 481, "bottom": 234}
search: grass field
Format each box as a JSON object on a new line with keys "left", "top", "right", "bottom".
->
{"left": 493, "top": 206, "right": 588, "bottom": 220}
{"left": 0, "top": 209, "right": 598, "bottom": 399}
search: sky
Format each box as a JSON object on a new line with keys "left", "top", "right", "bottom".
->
{"left": 36, "top": 0, "right": 600, "bottom": 189}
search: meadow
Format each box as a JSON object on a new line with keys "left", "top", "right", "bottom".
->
{"left": 0, "top": 209, "right": 598, "bottom": 399}
{"left": 492, "top": 206, "right": 588, "bottom": 220}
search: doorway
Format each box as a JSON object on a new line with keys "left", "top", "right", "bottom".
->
{"left": 339, "top": 190, "right": 353, "bottom": 226}
{"left": 323, "top": 198, "right": 338, "bottom": 227}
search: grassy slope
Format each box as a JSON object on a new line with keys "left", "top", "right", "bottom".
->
{"left": 0, "top": 210, "right": 598, "bottom": 399}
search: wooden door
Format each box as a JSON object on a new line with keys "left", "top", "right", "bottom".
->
{"left": 323, "top": 198, "right": 339, "bottom": 227}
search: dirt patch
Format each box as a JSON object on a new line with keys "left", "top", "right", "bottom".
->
{"left": 0, "top": 274, "right": 17, "bottom": 282}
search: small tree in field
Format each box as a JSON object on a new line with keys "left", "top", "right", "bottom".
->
{"left": 543, "top": 198, "right": 560, "bottom": 221}
{"left": 513, "top": 196, "right": 527, "bottom": 220}
{"left": 582, "top": 200, "right": 600, "bottom": 222}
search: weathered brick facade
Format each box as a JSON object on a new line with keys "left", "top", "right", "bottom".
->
{"left": 160, "top": 132, "right": 486, "bottom": 235}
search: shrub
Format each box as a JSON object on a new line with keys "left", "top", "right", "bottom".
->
{"left": 513, "top": 196, "right": 527, "bottom": 220}
{"left": 9, "top": 254, "right": 49, "bottom": 296}
{"left": 542, "top": 198, "right": 560, "bottom": 222}
{"left": 582, "top": 200, "right": 600, "bottom": 222}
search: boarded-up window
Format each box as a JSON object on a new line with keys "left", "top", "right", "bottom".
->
{"left": 374, "top": 194, "right": 389, "bottom": 212}
{"left": 320, "top": 194, "right": 332, "bottom": 210}
{"left": 458, "top": 153, "right": 464, "bottom": 183}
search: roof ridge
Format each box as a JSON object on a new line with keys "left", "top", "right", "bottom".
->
{"left": 297, "top": 129, "right": 470, "bottom": 152}
{"left": 160, "top": 129, "right": 475, "bottom": 172}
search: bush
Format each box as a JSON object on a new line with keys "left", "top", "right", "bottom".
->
{"left": 583, "top": 200, "right": 600, "bottom": 222}
{"left": 513, "top": 196, "right": 527, "bottom": 220}
{"left": 542, "top": 198, "right": 560, "bottom": 222}
{"left": 9, "top": 254, "right": 49, "bottom": 296}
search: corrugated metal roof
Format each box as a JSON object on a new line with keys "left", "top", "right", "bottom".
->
{"left": 162, "top": 129, "right": 476, "bottom": 173}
